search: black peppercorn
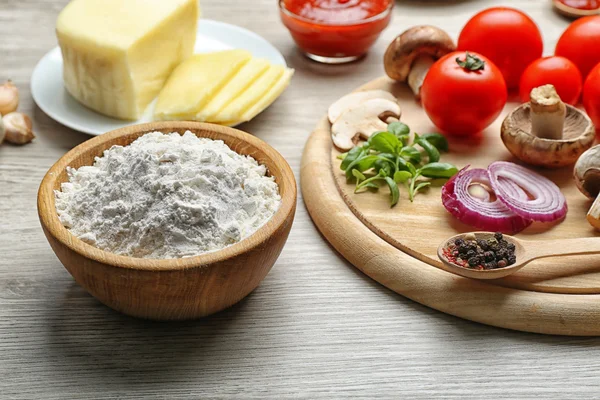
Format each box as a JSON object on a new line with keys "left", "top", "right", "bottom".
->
{"left": 494, "top": 232, "right": 503, "bottom": 241}
{"left": 496, "top": 249, "right": 508, "bottom": 260}
{"left": 507, "top": 243, "right": 516, "bottom": 252}
{"left": 468, "top": 257, "right": 480, "bottom": 267}
{"left": 483, "top": 251, "right": 495, "bottom": 262}
{"left": 508, "top": 255, "right": 517, "bottom": 265}
{"left": 454, "top": 238, "right": 465, "bottom": 247}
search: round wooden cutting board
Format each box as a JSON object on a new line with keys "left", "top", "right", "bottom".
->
{"left": 301, "top": 76, "right": 600, "bottom": 336}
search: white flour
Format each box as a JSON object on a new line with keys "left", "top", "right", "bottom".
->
{"left": 54, "top": 131, "right": 281, "bottom": 259}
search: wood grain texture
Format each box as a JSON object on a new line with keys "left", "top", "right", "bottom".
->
{"left": 38, "top": 122, "right": 296, "bottom": 319}
{"left": 329, "top": 77, "right": 600, "bottom": 293}
{"left": 3, "top": 0, "right": 600, "bottom": 398}
{"left": 303, "top": 108, "right": 600, "bottom": 335}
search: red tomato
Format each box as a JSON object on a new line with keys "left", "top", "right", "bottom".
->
{"left": 555, "top": 16, "right": 600, "bottom": 79}
{"left": 519, "top": 56, "right": 582, "bottom": 105}
{"left": 421, "top": 51, "right": 508, "bottom": 136}
{"left": 457, "top": 7, "right": 543, "bottom": 90}
{"left": 583, "top": 62, "right": 600, "bottom": 129}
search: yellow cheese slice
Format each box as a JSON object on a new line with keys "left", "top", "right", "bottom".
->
{"left": 56, "top": 0, "right": 198, "bottom": 120}
{"left": 209, "top": 65, "right": 285, "bottom": 123}
{"left": 196, "top": 58, "right": 270, "bottom": 121}
{"left": 240, "top": 69, "right": 294, "bottom": 122}
{"left": 154, "top": 50, "right": 252, "bottom": 120}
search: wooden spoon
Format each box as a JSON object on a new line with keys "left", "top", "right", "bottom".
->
{"left": 437, "top": 231, "right": 600, "bottom": 280}
{"left": 552, "top": 0, "right": 600, "bottom": 19}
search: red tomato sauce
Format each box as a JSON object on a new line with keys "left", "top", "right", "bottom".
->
{"left": 280, "top": 0, "right": 392, "bottom": 59}
{"left": 558, "top": 0, "right": 600, "bottom": 10}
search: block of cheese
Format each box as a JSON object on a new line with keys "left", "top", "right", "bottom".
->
{"left": 56, "top": 0, "right": 199, "bottom": 120}
{"left": 154, "top": 50, "right": 252, "bottom": 120}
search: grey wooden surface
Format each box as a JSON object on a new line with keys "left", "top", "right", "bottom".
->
{"left": 2, "top": 0, "right": 600, "bottom": 398}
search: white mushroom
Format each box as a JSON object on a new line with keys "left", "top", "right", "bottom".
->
{"left": 328, "top": 90, "right": 397, "bottom": 124}
{"left": 331, "top": 98, "right": 401, "bottom": 151}
{"left": 574, "top": 145, "right": 600, "bottom": 230}
{"left": 501, "top": 85, "right": 595, "bottom": 168}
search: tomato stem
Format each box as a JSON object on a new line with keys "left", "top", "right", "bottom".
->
{"left": 456, "top": 52, "right": 486, "bottom": 71}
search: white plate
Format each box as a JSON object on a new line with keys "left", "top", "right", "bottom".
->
{"left": 31, "top": 19, "right": 287, "bottom": 136}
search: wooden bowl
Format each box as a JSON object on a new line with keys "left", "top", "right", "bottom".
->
{"left": 37, "top": 122, "right": 296, "bottom": 320}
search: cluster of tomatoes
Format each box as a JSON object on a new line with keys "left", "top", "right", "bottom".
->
{"left": 420, "top": 8, "right": 600, "bottom": 137}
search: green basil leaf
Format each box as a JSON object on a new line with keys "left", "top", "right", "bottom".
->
{"left": 415, "top": 181, "right": 432, "bottom": 192}
{"left": 416, "top": 137, "right": 440, "bottom": 163}
{"left": 374, "top": 159, "right": 393, "bottom": 176}
{"left": 352, "top": 169, "right": 366, "bottom": 182}
{"left": 377, "top": 153, "right": 397, "bottom": 162}
{"left": 420, "top": 133, "right": 449, "bottom": 152}
{"left": 419, "top": 162, "right": 458, "bottom": 179}
{"left": 384, "top": 176, "right": 400, "bottom": 207}
{"left": 388, "top": 121, "right": 410, "bottom": 137}
{"left": 368, "top": 131, "right": 400, "bottom": 154}
{"left": 345, "top": 155, "right": 380, "bottom": 180}
{"left": 340, "top": 146, "right": 365, "bottom": 170}
{"left": 394, "top": 170, "right": 412, "bottom": 184}
{"left": 362, "top": 181, "right": 380, "bottom": 189}
{"left": 400, "top": 146, "right": 422, "bottom": 164}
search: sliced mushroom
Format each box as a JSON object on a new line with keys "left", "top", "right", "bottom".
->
{"left": 384, "top": 25, "right": 456, "bottom": 99}
{"left": 574, "top": 146, "right": 600, "bottom": 230}
{"left": 331, "top": 98, "right": 401, "bottom": 151}
{"left": 501, "top": 85, "right": 595, "bottom": 168}
{"left": 328, "top": 90, "right": 397, "bottom": 124}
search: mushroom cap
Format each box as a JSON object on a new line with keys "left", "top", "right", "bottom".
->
{"left": 384, "top": 25, "right": 456, "bottom": 82}
{"left": 328, "top": 90, "right": 396, "bottom": 124}
{"left": 574, "top": 145, "right": 600, "bottom": 199}
{"left": 501, "top": 103, "right": 595, "bottom": 169}
{"left": 331, "top": 98, "right": 401, "bottom": 151}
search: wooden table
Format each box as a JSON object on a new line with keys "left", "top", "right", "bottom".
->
{"left": 2, "top": 0, "right": 600, "bottom": 397}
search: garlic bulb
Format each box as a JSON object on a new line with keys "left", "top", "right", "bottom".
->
{"left": 0, "top": 114, "right": 5, "bottom": 145}
{"left": 3, "top": 112, "right": 34, "bottom": 145}
{"left": 0, "top": 81, "right": 19, "bottom": 116}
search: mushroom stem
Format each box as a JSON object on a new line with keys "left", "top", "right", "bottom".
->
{"left": 530, "top": 85, "right": 566, "bottom": 140}
{"left": 407, "top": 55, "right": 435, "bottom": 98}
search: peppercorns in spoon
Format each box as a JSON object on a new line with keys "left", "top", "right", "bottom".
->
{"left": 438, "top": 232, "right": 600, "bottom": 280}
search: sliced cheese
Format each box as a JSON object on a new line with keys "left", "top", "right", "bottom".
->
{"left": 240, "top": 68, "right": 294, "bottom": 122}
{"left": 154, "top": 50, "right": 252, "bottom": 120}
{"left": 209, "top": 65, "right": 285, "bottom": 123}
{"left": 197, "top": 58, "right": 270, "bottom": 121}
{"left": 56, "top": 0, "right": 199, "bottom": 120}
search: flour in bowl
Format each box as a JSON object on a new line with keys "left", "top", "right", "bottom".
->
{"left": 54, "top": 131, "right": 281, "bottom": 259}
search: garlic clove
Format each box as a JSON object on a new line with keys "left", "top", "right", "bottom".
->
{"left": 0, "top": 81, "right": 19, "bottom": 116}
{"left": 3, "top": 112, "right": 35, "bottom": 145}
{"left": 0, "top": 114, "right": 5, "bottom": 145}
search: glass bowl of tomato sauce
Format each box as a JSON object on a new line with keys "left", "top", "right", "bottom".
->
{"left": 279, "top": 0, "right": 394, "bottom": 64}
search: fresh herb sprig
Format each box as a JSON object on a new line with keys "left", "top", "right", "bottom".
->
{"left": 338, "top": 122, "right": 458, "bottom": 207}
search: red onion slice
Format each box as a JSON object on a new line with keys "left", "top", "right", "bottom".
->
{"left": 488, "top": 161, "right": 567, "bottom": 222}
{"left": 442, "top": 167, "right": 533, "bottom": 234}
